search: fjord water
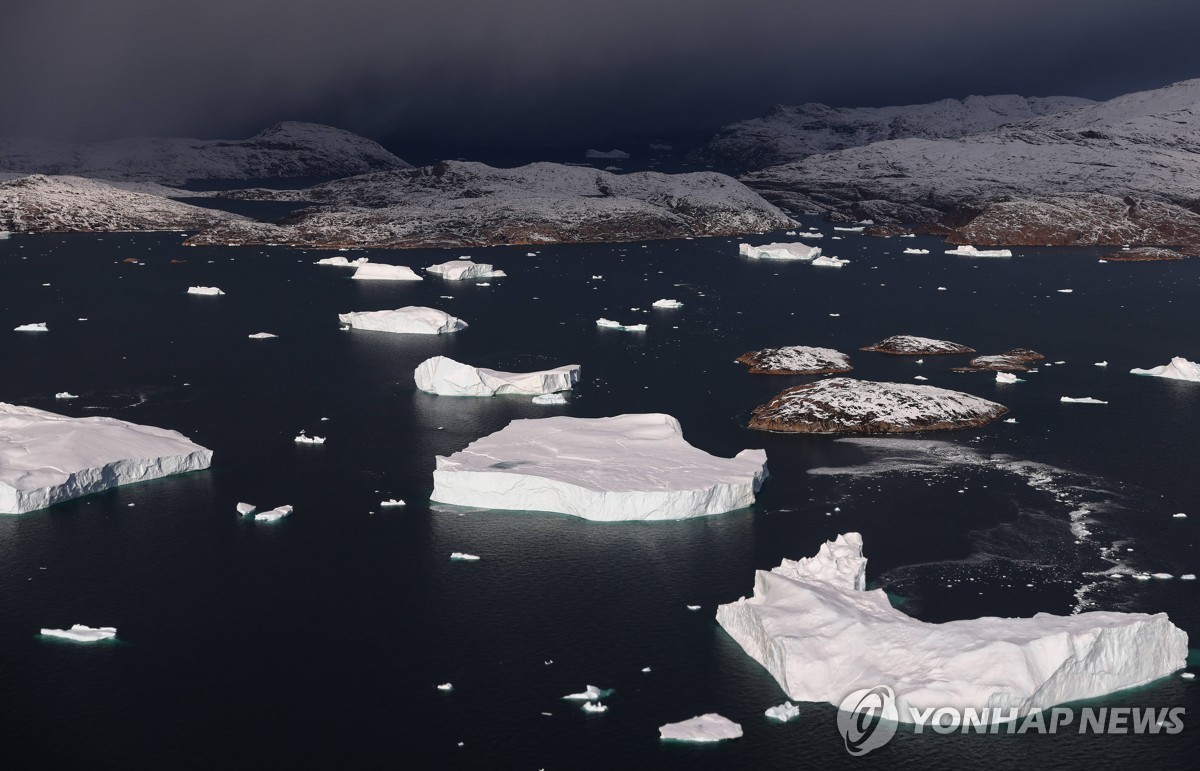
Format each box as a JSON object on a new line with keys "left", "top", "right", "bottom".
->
{"left": 0, "top": 227, "right": 1197, "bottom": 769}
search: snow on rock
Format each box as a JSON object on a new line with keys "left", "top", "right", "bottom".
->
{"left": 736, "top": 346, "right": 852, "bottom": 375}
{"left": 738, "top": 241, "right": 820, "bottom": 261}
{"left": 415, "top": 356, "right": 581, "bottom": 397}
{"left": 953, "top": 349, "right": 1045, "bottom": 372}
{"left": 951, "top": 195, "right": 1200, "bottom": 248}
{"left": 0, "top": 403, "right": 212, "bottom": 514}
{"left": 652, "top": 298, "right": 683, "bottom": 308}
{"left": 186, "top": 286, "right": 224, "bottom": 296}
{"left": 40, "top": 625, "right": 117, "bottom": 642}
{"left": 860, "top": 335, "right": 974, "bottom": 355}
{"left": 585, "top": 149, "right": 630, "bottom": 159}
{"left": 945, "top": 245, "right": 1012, "bottom": 257}
{"left": 532, "top": 393, "right": 568, "bottom": 405}
{"left": 1101, "top": 246, "right": 1191, "bottom": 261}
{"left": 811, "top": 255, "right": 849, "bottom": 267}
{"left": 715, "top": 532, "right": 1188, "bottom": 723}
{"left": 314, "top": 255, "right": 369, "bottom": 267}
{"left": 431, "top": 414, "right": 768, "bottom": 521}
{"left": 338, "top": 307, "right": 467, "bottom": 335}
{"left": 764, "top": 702, "right": 800, "bottom": 722}
{"left": 1061, "top": 396, "right": 1108, "bottom": 404}
{"left": 14, "top": 322, "right": 48, "bottom": 332}
{"left": 426, "top": 259, "right": 506, "bottom": 280}
{"left": 749, "top": 378, "right": 1008, "bottom": 434}
{"left": 254, "top": 505, "right": 293, "bottom": 522}
{"left": 1130, "top": 357, "right": 1200, "bottom": 382}
{"left": 658, "top": 714, "right": 743, "bottom": 743}
{"left": 350, "top": 262, "right": 422, "bottom": 281}
{"left": 596, "top": 318, "right": 647, "bottom": 332}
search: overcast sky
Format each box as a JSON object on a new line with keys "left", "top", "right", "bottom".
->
{"left": 3, "top": 0, "right": 1198, "bottom": 152}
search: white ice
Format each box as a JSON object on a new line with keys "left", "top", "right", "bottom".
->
{"left": 248, "top": 332, "right": 277, "bottom": 339}
{"left": 314, "top": 256, "right": 368, "bottom": 267}
{"left": 811, "top": 255, "right": 849, "bottom": 267}
{"left": 595, "top": 318, "right": 647, "bottom": 332}
{"left": 254, "top": 505, "right": 293, "bottom": 522}
{"left": 903, "top": 248, "right": 930, "bottom": 254}
{"left": 945, "top": 245, "right": 1013, "bottom": 257}
{"left": 1130, "top": 357, "right": 1200, "bottom": 382}
{"left": 236, "top": 502, "right": 257, "bottom": 516}
{"left": 14, "top": 322, "right": 48, "bottom": 332}
{"left": 380, "top": 499, "right": 406, "bottom": 507}
{"left": 450, "top": 552, "right": 480, "bottom": 561}
{"left": 652, "top": 299, "right": 683, "bottom": 308}
{"left": 294, "top": 433, "right": 326, "bottom": 444}
{"left": 186, "top": 286, "right": 225, "bottom": 295}
{"left": 414, "top": 356, "right": 580, "bottom": 397}
{"left": 532, "top": 393, "right": 568, "bottom": 405}
{"left": 764, "top": 702, "right": 800, "bottom": 722}
{"left": 338, "top": 307, "right": 467, "bottom": 335}
{"left": 40, "top": 624, "right": 117, "bottom": 642}
{"left": 1061, "top": 396, "right": 1108, "bottom": 404}
{"left": 737, "top": 242, "right": 821, "bottom": 261}
{"left": 658, "top": 714, "right": 743, "bottom": 742}
{"left": 54, "top": 392, "right": 78, "bottom": 400}
{"left": 426, "top": 259, "right": 506, "bottom": 281}
{"left": 350, "top": 263, "right": 423, "bottom": 281}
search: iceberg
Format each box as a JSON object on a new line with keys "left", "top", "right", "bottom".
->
{"left": 247, "top": 332, "right": 277, "bottom": 339}
{"left": 532, "top": 393, "right": 568, "bottom": 405}
{"left": 14, "top": 322, "right": 48, "bottom": 332}
{"left": 563, "top": 685, "right": 611, "bottom": 701}
{"left": 431, "top": 413, "right": 768, "bottom": 521}
{"left": 832, "top": 226, "right": 863, "bottom": 232}
{"left": 350, "top": 263, "right": 423, "bottom": 281}
{"left": 652, "top": 299, "right": 683, "bottom": 308}
{"left": 903, "top": 248, "right": 930, "bottom": 254}
{"left": 414, "top": 356, "right": 580, "bottom": 397}
{"left": 995, "top": 372, "right": 1022, "bottom": 384}
{"left": 1095, "top": 361, "right": 1108, "bottom": 367}
{"left": 426, "top": 259, "right": 506, "bottom": 280}
{"left": 54, "top": 392, "right": 78, "bottom": 400}
{"left": 186, "top": 286, "right": 225, "bottom": 295}
{"left": 294, "top": 433, "right": 326, "bottom": 444}
{"left": 314, "top": 256, "right": 368, "bottom": 267}
{"left": 764, "top": 702, "right": 800, "bottom": 722}
{"left": 581, "top": 702, "right": 608, "bottom": 713}
{"left": 450, "top": 552, "right": 480, "bottom": 561}
{"left": 737, "top": 241, "right": 821, "bottom": 261}
{"left": 380, "top": 498, "right": 406, "bottom": 507}
{"left": 40, "top": 625, "right": 117, "bottom": 642}
{"left": 811, "top": 255, "right": 849, "bottom": 267}
{"left": 658, "top": 714, "right": 743, "bottom": 742}
{"left": 235, "top": 502, "right": 257, "bottom": 516}
{"left": 253, "top": 505, "right": 292, "bottom": 522}
{"left": 1130, "top": 357, "right": 1200, "bottom": 382}
{"left": 338, "top": 307, "right": 467, "bottom": 335}
{"left": 436, "top": 683, "right": 453, "bottom": 691}
{"left": 945, "top": 245, "right": 1012, "bottom": 257}
{"left": 0, "top": 403, "right": 212, "bottom": 514}
{"left": 595, "top": 318, "right": 647, "bottom": 332}
{"left": 1061, "top": 396, "right": 1108, "bottom": 404}
{"left": 715, "top": 533, "right": 1187, "bottom": 724}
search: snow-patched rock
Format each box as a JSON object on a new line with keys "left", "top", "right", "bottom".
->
{"left": 415, "top": 356, "right": 580, "bottom": 397}
{"left": 0, "top": 403, "right": 212, "bottom": 514}
{"left": 954, "top": 349, "right": 1045, "bottom": 372}
{"left": 716, "top": 533, "right": 1187, "bottom": 723}
{"left": 425, "top": 259, "right": 506, "bottom": 280}
{"left": 186, "top": 161, "right": 794, "bottom": 248}
{"left": 736, "top": 346, "right": 852, "bottom": 375}
{"left": 1130, "top": 357, "right": 1200, "bottom": 382}
{"left": 860, "top": 335, "right": 975, "bottom": 355}
{"left": 738, "top": 241, "right": 820, "bottom": 261}
{"left": 431, "top": 414, "right": 768, "bottom": 521}
{"left": 337, "top": 307, "right": 467, "bottom": 335}
{"left": 749, "top": 378, "right": 1008, "bottom": 433}
{"left": 350, "top": 263, "right": 422, "bottom": 281}
{"left": 658, "top": 714, "right": 743, "bottom": 742}
{"left": 40, "top": 625, "right": 117, "bottom": 642}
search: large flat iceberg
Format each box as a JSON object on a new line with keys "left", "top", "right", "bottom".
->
{"left": 738, "top": 242, "right": 821, "bottom": 261}
{"left": 426, "top": 259, "right": 506, "bottom": 280}
{"left": 415, "top": 356, "right": 580, "bottom": 397}
{"left": 350, "top": 262, "right": 423, "bottom": 281}
{"left": 1130, "top": 357, "right": 1200, "bottom": 382}
{"left": 40, "top": 624, "right": 117, "bottom": 642}
{"left": 658, "top": 714, "right": 743, "bottom": 742}
{"left": 338, "top": 307, "right": 467, "bottom": 335}
{"left": 715, "top": 533, "right": 1187, "bottom": 724}
{"left": 431, "top": 414, "right": 768, "bottom": 521}
{"left": 0, "top": 403, "right": 213, "bottom": 514}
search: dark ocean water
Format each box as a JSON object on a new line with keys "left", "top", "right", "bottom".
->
{"left": 0, "top": 226, "right": 1197, "bottom": 769}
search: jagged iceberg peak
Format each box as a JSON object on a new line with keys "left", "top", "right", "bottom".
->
{"left": 1130, "top": 356, "right": 1200, "bottom": 382}
{"left": 715, "top": 533, "right": 1188, "bottom": 724}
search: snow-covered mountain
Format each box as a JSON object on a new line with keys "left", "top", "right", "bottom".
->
{"left": 0, "top": 122, "right": 409, "bottom": 185}
{"left": 699, "top": 94, "right": 1092, "bottom": 169}
{"left": 186, "top": 160, "right": 795, "bottom": 248}
{"left": 744, "top": 79, "right": 1200, "bottom": 233}
{"left": 0, "top": 175, "right": 246, "bottom": 232}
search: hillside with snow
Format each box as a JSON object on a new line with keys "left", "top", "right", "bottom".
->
{"left": 0, "top": 122, "right": 409, "bottom": 185}
{"left": 699, "top": 94, "right": 1091, "bottom": 169}
{"left": 186, "top": 160, "right": 795, "bottom": 248}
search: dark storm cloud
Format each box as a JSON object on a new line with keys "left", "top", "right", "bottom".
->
{"left": 3, "top": 0, "right": 1198, "bottom": 150}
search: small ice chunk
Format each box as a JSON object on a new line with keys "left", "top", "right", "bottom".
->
{"left": 641, "top": 667, "right": 652, "bottom": 673}
{"left": 339, "top": 307, "right": 467, "bottom": 335}
{"left": 14, "top": 322, "right": 48, "bottom": 332}
{"left": 380, "top": 499, "right": 406, "bottom": 507}
{"left": 996, "top": 372, "right": 1023, "bottom": 384}
{"left": 581, "top": 702, "right": 608, "bottom": 713}
{"left": 532, "top": 393, "right": 567, "bottom": 405}
{"left": 1183, "top": 672, "right": 1197, "bottom": 679}
{"left": 1173, "top": 513, "right": 1187, "bottom": 519}
{"left": 350, "top": 263, "right": 423, "bottom": 281}
{"left": 426, "top": 259, "right": 505, "bottom": 281}
{"left": 1060, "top": 396, "right": 1108, "bottom": 404}
{"left": 40, "top": 624, "right": 117, "bottom": 642}
{"left": 450, "top": 552, "right": 480, "bottom": 561}
{"left": 658, "top": 714, "right": 743, "bottom": 742}
{"left": 652, "top": 299, "right": 683, "bottom": 309}
{"left": 254, "top": 505, "right": 293, "bottom": 522}
{"left": 235, "top": 502, "right": 257, "bottom": 516}
{"left": 314, "top": 256, "right": 369, "bottom": 267}
{"left": 1094, "top": 361, "right": 1108, "bottom": 367}
{"left": 564, "top": 685, "right": 611, "bottom": 700}
{"left": 945, "top": 245, "right": 1012, "bottom": 257}
{"left": 686, "top": 604, "right": 701, "bottom": 611}
{"left": 903, "top": 248, "right": 930, "bottom": 254}
{"left": 436, "top": 683, "right": 453, "bottom": 691}
{"left": 811, "top": 255, "right": 849, "bottom": 267}
{"left": 913, "top": 375, "right": 928, "bottom": 381}
{"left": 186, "top": 286, "right": 225, "bottom": 296}
{"left": 1182, "top": 574, "right": 1196, "bottom": 581}
{"left": 764, "top": 702, "right": 800, "bottom": 722}
{"left": 248, "top": 332, "right": 277, "bottom": 339}
{"left": 596, "top": 318, "right": 647, "bottom": 332}
{"left": 1057, "top": 289, "right": 1074, "bottom": 293}
{"left": 294, "top": 433, "right": 326, "bottom": 444}
{"left": 54, "top": 392, "right": 78, "bottom": 400}
{"left": 1152, "top": 573, "right": 1174, "bottom": 580}
{"left": 1004, "top": 418, "right": 1018, "bottom": 423}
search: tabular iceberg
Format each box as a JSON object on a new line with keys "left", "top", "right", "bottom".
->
{"left": 338, "top": 307, "right": 467, "bottom": 335}
{"left": 1130, "top": 357, "right": 1200, "bottom": 382}
{"left": 431, "top": 413, "right": 768, "bottom": 521}
{"left": 652, "top": 298, "right": 683, "bottom": 308}
{"left": 595, "top": 318, "right": 647, "bottom": 332}
{"left": 532, "top": 393, "right": 568, "bottom": 405}
{"left": 186, "top": 286, "right": 225, "bottom": 295}
{"left": 14, "top": 322, "right": 48, "bottom": 332}
{"left": 414, "top": 356, "right": 580, "bottom": 397}
{"left": 0, "top": 403, "right": 212, "bottom": 514}
{"left": 715, "top": 533, "right": 1187, "bottom": 724}
{"left": 658, "top": 714, "right": 743, "bottom": 742}
{"left": 738, "top": 241, "right": 821, "bottom": 261}
{"left": 811, "top": 255, "right": 849, "bottom": 267}
{"left": 40, "top": 625, "right": 117, "bottom": 642}
{"left": 945, "top": 245, "right": 1013, "bottom": 257}
{"left": 426, "top": 259, "right": 506, "bottom": 280}
{"left": 314, "top": 255, "right": 369, "bottom": 267}
{"left": 254, "top": 505, "right": 293, "bottom": 522}
{"left": 350, "top": 262, "right": 423, "bottom": 281}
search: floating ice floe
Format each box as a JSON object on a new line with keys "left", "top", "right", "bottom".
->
{"left": 1061, "top": 396, "right": 1108, "bottom": 404}
{"left": 186, "top": 286, "right": 225, "bottom": 295}
{"left": 254, "top": 505, "right": 293, "bottom": 522}
{"left": 995, "top": 372, "right": 1023, "bottom": 384}
{"left": 652, "top": 299, "right": 683, "bottom": 309}
{"left": 811, "top": 255, "right": 849, "bottom": 267}
{"left": 380, "top": 499, "right": 406, "bottom": 507}
{"left": 450, "top": 552, "right": 480, "bottom": 561}
{"left": 40, "top": 625, "right": 117, "bottom": 642}
{"left": 431, "top": 414, "right": 768, "bottom": 521}
{"left": 563, "top": 685, "right": 611, "bottom": 700}
{"left": 1130, "top": 357, "right": 1200, "bottom": 382}
{"left": 1182, "top": 575, "right": 1196, "bottom": 581}
{"left": 832, "top": 226, "right": 863, "bottom": 232}
{"left": 294, "top": 433, "right": 326, "bottom": 444}
{"left": 54, "top": 392, "right": 78, "bottom": 400}
{"left": 14, "top": 322, "right": 48, "bottom": 332}
{"left": 715, "top": 533, "right": 1187, "bottom": 724}
{"left": 414, "top": 356, "right": 580, "bottom": 397}
{"left": 235, "top": 502, "right": 257, "bottom": 516}
{"left": 0, "top": 403, "right": 212, "bottom": 514}
{"left": 1174, "top": 513, "right": 1188, "bottom": 519}
{"left": 532, "top": 393, "right": 568, "bottom": 405}
{"left": 350, "top": 263, "right": 423, "bottom": 281}
{"left": 945, "top": 245, "right": 1012, "bottom": 257}
{"left": 658, "top": 714, "right": 743, "bottom": 742}
{"left": 764, "top": 702, "right": 800, "bottom": 722}
{"left": 1095, "top": 361, "right": 1108, "bottom": 367}
{"left": 738, "top": 242, "right": 821, "bottom": 261}
{"left": 436, "top": 683, "right": 453, "bottom": 691}
{"left": 903, "top": 248, "right": 930, "bottom": 254}
{"left": 595, "top": 318, "right": 647, "bottom": 332}
{"left": 1057, "top": 289, "right": 1074, "bottom": 293}
{"left": 686, "top": 604, "right": 701, "bottom": 611}
{"left": 314, "top": 256, "right": 368, "bottom": 267}
{"left": 338, "top": 307, "right": 467, "bottom": 335}
{"left": 248, "top": 332, "right": 277, "bottom": 339}
{"left": 582, "top": 701, "right": 608, "bottom": 713}
{"left": 914, "top": 375, "right": 928, "bottom": 381}
{"left": 426, "top": 259, "right": 506, "bottom": 280}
